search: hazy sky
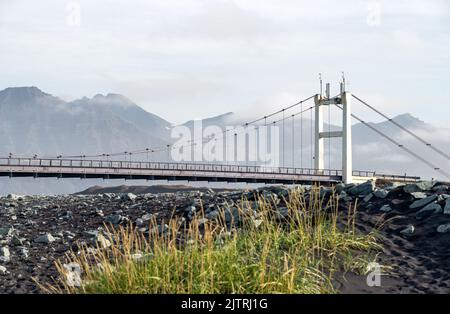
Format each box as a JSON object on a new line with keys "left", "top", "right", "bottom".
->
{"left": 1, "top": 0, "right": 449, "bottom": 126}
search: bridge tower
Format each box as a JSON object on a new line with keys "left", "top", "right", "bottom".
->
{"left": 314, "top": 80, "right": 353, "bottom": 184}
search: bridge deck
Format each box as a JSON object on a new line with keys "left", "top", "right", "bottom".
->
{"left": 0, "top": 158, "right": 420, "bottom": 185}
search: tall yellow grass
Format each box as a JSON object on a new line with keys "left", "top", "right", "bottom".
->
{"left": 41, "top": 186, "right": 379, "bottom": 294}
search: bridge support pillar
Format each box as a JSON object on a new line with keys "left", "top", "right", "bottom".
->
{"left": 314, "top": 84, "right": 353, "bottom": 184}
{"left": 314, "top": 95, "right": 324, "bottom": 172}
{"left": 342, "top": 91, "right": 353, "bottom": 184}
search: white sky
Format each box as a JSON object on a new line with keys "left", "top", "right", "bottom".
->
{"left": 1, "top": 0, "right": 449, "bottom": 126}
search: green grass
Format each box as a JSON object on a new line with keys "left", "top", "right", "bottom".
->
{"left": 42, "top": 186, "right": 380, "bottom": 294}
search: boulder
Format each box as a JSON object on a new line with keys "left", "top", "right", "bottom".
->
{"left": 415, "top": 203, "right": 442, "bottom": 220}
{"left": 0, "top": 246, "right": 11, "bottom": 263}
{"left": 34, "top": 233, "right": 56, "bottom": 244}
{"left": 347, "top": 180, "right": 375, "bottom": 197}
{"left": 0, "top": 226, "right": 14, "bottom": 237}
{"left": 410, "top": 192, "right": 427, "bottom": 199}
{"left": 444, "top": 200, "right": 450, "bottom": 215}
{"left": 105, "top": 214, "right": 124, "bottom": 225}
{"left": 400, "top": 225, "right": 415, "bottom": 236}
{"left": 93, "top": 234, "right": 111, "bottom": 249}
{"left": 379, "top": 204, "right": 393, "bottom": 213}
{"left": 409, "top": 195, "right": 438, "bottom": 210}
{"left": 437, "top": 224, "right": 450, "bottom": 234}
{"left": 121, "top": 193, "right": 137, "bottom": 202}
{"left": 404, "top": 181, "right": 436, "bottom": 194}
{"left": 374, "top": 189, "right": 389, "bottom": 199}
{"left": 0, "top": 265, "right": 7, "bottom": 275}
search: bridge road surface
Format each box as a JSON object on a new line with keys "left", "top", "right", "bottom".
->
{"left": 0, "top": 158, "right": 420, "bottom": 185}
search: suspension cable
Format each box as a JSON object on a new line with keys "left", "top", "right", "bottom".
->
{"left": 352, "top": 94, "right": 450, "bottom": 160}
{"left": 334, "top": 104, "right": 450, "bottom": 179}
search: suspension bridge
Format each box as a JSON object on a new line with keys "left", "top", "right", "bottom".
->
{"left": 1, "top": 78, "right": 448, "bottom": 185}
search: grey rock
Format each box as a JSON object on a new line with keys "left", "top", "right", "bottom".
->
{"left": 105, "top": 214, "right": 124, "bottom": 225}
{"left": 410, "top": 192, "right": 427, "bottom": 199}
{"left": 374, "top": 189, "right": 389, "bottom": 199}
{"left": 363, "top": 193, "right": 373, "bottom": 203}
{"left": 121, "top": 193, "right": 137, "bottom": 202}
{"left": 34, "top": 233, "right": 56, "bottom": 244}
{"left": 437, "top": 224, "right": 450, "bottom": 233}
{"left": 347, "top": 180, "right": 375, "bottom": 197}
{"left": 415, "top": 203, "right": 442, "bottom": 220}
{"left": 335, "top": 183, "right": 346, "bottom": 194}
{"left": 150, "top": 224, "right": 169, "bottom": 235}
{"left": 400, "top": 225, "right": 415, "bottom": 236}
{"left": 6, "top": 194, "right": 22, "bottom": 201}
{"left": 409, "top": 195, "right": 438, "bottom": 209}
{"left": 404, "top": 181, "right": 436, "bottom": 194}
{"left": 0, "top": 265, "right": 7, "bottom": 275}
{"left": 224, "top": 207, "right": 241, "bottom": 224}
{"left": 11, "top": 236, "right": 25, "bottom": 246}
{"left": 379, "top": 204, "right": 393, "bottom": 213}
{"left": 444, "top": 200, "right": 450, "bottom": 215}
{"left": 17, "top": 246, "right": 29, "bottom": 259}
{"left": 0, "top": 246, "right": 11, "bottom": 263}
{"left": 206, "top": 210, "right": 220, "bottom": 220}
{"left": 433, "top": 185, "right": 448, "bottom": 193}
{"left": 0, "top": 226, "right": 14, "bottom": 237}
{"left": 93, "top": 234, "right": 111, "bottom": 249}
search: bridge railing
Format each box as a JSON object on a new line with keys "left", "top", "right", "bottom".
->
{"left": 0, "top": 157, "right": 345, "bottom": 177}
{"left": 0, "top": 157, "right": 420, "bottom": 181}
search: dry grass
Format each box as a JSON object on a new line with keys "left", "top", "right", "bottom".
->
{"left": 40, "top": 186, "right": 380, "bottom": 294}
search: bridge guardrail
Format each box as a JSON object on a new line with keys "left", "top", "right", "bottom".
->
{"left": 0, "top": 157, "right": 344, "bottom": 177}
{"left": 0, "top": 157, "right": 420, "bottom": 181}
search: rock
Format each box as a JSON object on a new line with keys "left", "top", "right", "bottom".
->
{"left": 444, "top": 200, "right": 450, "bottom": 215}
{"left": 197, "top": 218, "right": 208, "bottom": 227}
{"left": 11, "top": 236, "right": 25, "bottom": 246}
{"left": 437, "top": 224, "right": 450, "bottom": 233}
{"left": 0, "top": 265, "right": 7, "bottom": 275}
{"left": 347, "top": 180, "right": 375, "bottom": 197}
{"left": 63, "top": 263, "right": 82, "bottom": 287}
{"left": 0, "top": 226, "right": 14, "bottom": 237}
{"left": 93, "top": 234, "right": 111, "bottom": 249}
{"left": 121, "top": 193, "right": 137, "bottom": 202}
{"left": 409, "top": 195, "right": 438, "bottom": 210}
{"left": 34, "top": 233, "right": 56, "bottom": 244}
{"left": 433, "top": 185, "right": 448, "bottom": 193}
{"left": 6, "top": 194, "right": 22, "bottom": 201}
{"left": 363, "top": 193, "right": 373, "bottom": 203}
{"left": 0, "top": 246, "right": 11, "bottom": 263}
{"left": 206, "top": 210, "right": 220, "bottom": 220}
{"left": 335, "top": 183, "right": 346, "bottom": 194}
{"left": 224, "top": 207, "right": 241, "bottom": 224}
{"left": 141, "top": 213, "right": 154, "bottom": 222}
{"left": 17, "top": 247, "right": 29, "bottom": 259}
{"left": 400, "top": 225, "right": 415, "bottom": 236}
{"left": 105, "top": 214, "right": 124, "bottom": 225}
{"left": 415, "top": 203, "right": 442, "bottom": 220}
{"left": 379, "top": 204, "right": 393, "bottom": 213}
{"left": 149, "top": 224, "right": 169, "bottom": 235}
{"left": 374, "top": 189, "right": 389, "bottom": 199}
{"left": 410, "top": 192, "right": 427, "bottom": 199}
{"left": 404, "top": 181, "right": 436, "bottom": 194}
